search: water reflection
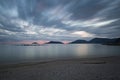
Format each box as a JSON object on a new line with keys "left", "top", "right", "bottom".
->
{"left": 75, "top": 44, "right": 89, "bottom": 57}
{"left": 0, "top": 44, "right": 120, "bottom": 64}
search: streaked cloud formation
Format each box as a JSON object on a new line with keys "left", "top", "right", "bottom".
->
{"left": 0, "top": 0, "right": 120, "bottom": 42}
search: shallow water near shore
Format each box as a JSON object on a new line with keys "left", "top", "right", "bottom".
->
{"left": 0, "top": 44, "right": 120, "bottom": 64}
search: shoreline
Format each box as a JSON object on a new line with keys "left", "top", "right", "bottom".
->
{"left": 0, "top": 56, "right": 120, "bottom": 71}
{"left": 0, "top": 56, "right": 120, "bottom": 80}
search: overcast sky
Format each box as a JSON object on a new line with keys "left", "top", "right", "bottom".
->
{"left": 0, "top": 0, "right": 120, "bottom": 43}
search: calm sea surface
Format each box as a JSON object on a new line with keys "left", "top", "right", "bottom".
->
{"left": 0, "top": 44, "right": 120, "bottom": 64}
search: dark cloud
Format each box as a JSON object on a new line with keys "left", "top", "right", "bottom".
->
{"left": 0, "top": 0, "right": 120, "bottom": 42}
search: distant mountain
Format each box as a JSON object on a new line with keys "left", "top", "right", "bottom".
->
{"left": 89, "top": 38, "right": 112, "bottom": 44}
{"left": 103, "top": 38, "right": 120, "bottom": 45}
{"left": 70, "top": 39, "right": 88, "bottom": 44}
{"left": 114, "top": 38, "right": 120, "bottom": 43}
{"left": 89, "top": 38, "right": 120, "bottom": 44}
{"left": 46, "top": 41, "right": 63, "bottom": 44}
{"left": 69, "top": 38, "right": 120, "bottom": 45}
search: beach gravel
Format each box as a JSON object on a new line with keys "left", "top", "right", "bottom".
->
{"left": 0, "top": 58, "right": 120, "bottom": 80}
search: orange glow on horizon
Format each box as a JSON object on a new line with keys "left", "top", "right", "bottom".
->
{"left": 0, "top": 40, "right": 72, "bottom": 44}
{"left": 20, "top": 40, "right": 49, "bottom": 44}
{"left": 0, "top": 40, "right": 49, "bottom": 44}
{"left": 62, "top": 41, "right": 71, "bottom": 44}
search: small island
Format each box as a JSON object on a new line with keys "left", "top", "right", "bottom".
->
{"left": 20, "top": 42, "right": 41, "bottom": 46}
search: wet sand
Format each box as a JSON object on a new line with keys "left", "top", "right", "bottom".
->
{"left": 0, "top": 56, "right": 120, "bottom": 80}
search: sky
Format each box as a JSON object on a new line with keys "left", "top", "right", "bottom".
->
{"left": 0, "top": 0, "right": 120, "bottom": 43}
